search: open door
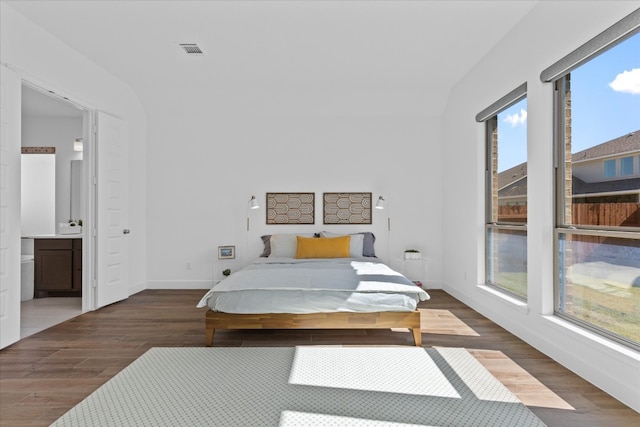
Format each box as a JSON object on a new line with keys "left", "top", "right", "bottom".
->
{"left": 0, "top": 66, "right": 22, "bottom": 349}
{"left": 95, "top": 112, "right": 130, "bottom": 308}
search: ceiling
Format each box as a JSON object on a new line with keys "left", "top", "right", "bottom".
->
{"left": 22, "top": 85, "right": 84, "bottom": 118}
{"left": 8, "top": 0, "right": 539, "bottom": 117}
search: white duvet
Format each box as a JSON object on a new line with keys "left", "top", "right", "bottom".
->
{"left": 197, "top": 257, "right": 430, "bottom": 314}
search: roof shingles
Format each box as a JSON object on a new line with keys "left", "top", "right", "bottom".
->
{"left": 497, "top": 130, "right": 640, "bottom": 198}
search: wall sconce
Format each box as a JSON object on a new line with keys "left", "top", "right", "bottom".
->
{"left": 376, "top": 195, "right": 391, "bottom": 264}
{"left": 375, "top": 195, "right": 390, "bottom": 230}
{"left": 249, "top": 195, "right": 260, "bottom": 210}
{"left": 247, "top": 195, "right": 260, "bottom": 231}
{"left": 73, "top": 138, "right": 83, "bottom": 152}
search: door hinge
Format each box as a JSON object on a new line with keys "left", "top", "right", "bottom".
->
{"left": 93, "top": 228, "right": 97, "bottom": 237}
{"left": 92, "top": 279, "right": 97, "bottom": 288}
{"left": 92, "top": 176, "right": 97, "bottom": 185}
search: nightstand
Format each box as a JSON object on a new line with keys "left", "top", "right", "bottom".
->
{"left": 400, "top": 258, "right": 427, "bottom": 283}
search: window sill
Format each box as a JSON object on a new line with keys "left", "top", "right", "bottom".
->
{"left": 541, "top": 315, "right": 640, "bottom": 360}
{"left": 477, "top": 284, "right": 529, "bottom": 315}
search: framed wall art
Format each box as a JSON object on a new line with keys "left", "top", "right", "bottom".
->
{"left": 323, "top": 192, "right": 372, "bottom": 224}
{"left": 266, "top": 193, "right": 315, "bottom": 224}
{"left": 218, "top": 245, "right": 235, "bottom": 259}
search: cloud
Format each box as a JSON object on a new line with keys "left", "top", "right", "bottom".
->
{"left": 504, "top": 108, "right": 527, "bottom": 127}
{"left": 609, "top": 68, "right": 640, "bottom": 95}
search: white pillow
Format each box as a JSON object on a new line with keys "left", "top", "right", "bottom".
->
{"left": 319, "top": 232, "right": 364, "bottom": 258}
{"left": 270, "top": 233, "right": 314, "bottom": 258}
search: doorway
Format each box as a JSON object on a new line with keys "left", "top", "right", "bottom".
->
{"left": 20, "top": 84, "right": 87, "bottom": 338}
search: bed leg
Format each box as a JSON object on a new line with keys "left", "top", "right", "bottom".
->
{"left": 205, "top": 327, "right": 215, "bottom": 347}
{"left": 411, "top": 328, "right": 422, "bottom": 347}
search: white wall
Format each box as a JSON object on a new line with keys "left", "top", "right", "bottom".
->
{"left": 22, "top": 116, "right": 83, "bottom": 229}
{"left": 146, "top": 111, "right": 443, "bottom": 288}
{"left": 0, "top": 3, "right": 148, "bottom": 295}
{"left": 442, "top": 1, "right": 640, "bottom": 412}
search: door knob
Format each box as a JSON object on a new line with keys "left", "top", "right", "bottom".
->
{"left": 123, "top": 229, "right": 130, "bottom": 234}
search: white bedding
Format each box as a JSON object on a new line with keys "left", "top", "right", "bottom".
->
{"left": 197, "top": 257, "right": 430, "bottom": 314}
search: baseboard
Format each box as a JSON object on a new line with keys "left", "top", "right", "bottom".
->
{"left": 146, "top": 280, "right": 214, "bottom": 290}
{"left": 128, "top": 280, "right": 146, "bottom": 296}
{"left": 420, "top": 280, "right": 442, "bottom": 290}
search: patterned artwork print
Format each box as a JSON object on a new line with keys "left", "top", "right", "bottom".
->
{"left": 323, "top": 193, "right": 372, "bottom": 224}
{"left": 267, "top": 193, "right": 315, "bottom": 224}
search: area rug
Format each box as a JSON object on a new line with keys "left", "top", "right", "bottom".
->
{"left": 52, "top": 346, "right": 546, "bottom": 426}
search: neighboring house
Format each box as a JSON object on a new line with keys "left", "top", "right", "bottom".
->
{"left": 498, "top": 130, "right": 640, "bottom": 205}
{"left": 497, "top": 163, "right": 528, "bottom": 206}
{"left": 571, "top": 131, "right": 640, "bottom": 203}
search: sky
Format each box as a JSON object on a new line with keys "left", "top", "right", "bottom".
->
{"left": 498, "top": 31, "right": 640, "bottom": 172}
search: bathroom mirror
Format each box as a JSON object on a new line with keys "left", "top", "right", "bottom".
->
{"left": 21, "top": 153, "right": 56, "bottom": 236}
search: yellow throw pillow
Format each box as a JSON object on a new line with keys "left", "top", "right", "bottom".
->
{"left": 296, "top": 236, "right": 351, "bottom": 259}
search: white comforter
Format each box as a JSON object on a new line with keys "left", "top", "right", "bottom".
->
{"left": 197, "top": 257, "right": 429, "bottom": 314}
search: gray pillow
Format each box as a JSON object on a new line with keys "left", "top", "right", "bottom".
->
{"left": 260, "top": 235, "right": 271, "bottom": 257}
{"left": 359, "top": 232, "right": 376, "bottom": 257}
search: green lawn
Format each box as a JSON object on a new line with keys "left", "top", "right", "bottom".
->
{"left": 493, "top": 272, "right": 527, "bottom": 299}
{"left": 492, "top": 273, "right": 640, "bottom": 344}
{"left": 565, "top": 282, "right": 640, "bottom": 343}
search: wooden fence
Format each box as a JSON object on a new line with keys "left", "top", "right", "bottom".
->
{"left": 497, "top": 205, "right": 527, "bottom": 223}
{"left": 571, "top": 203, "right": 640, "bottom": 227}
{"left": 498, "top": 203, "right": 640, "bottom": 227}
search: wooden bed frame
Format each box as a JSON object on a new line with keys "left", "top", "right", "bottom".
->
{"left": 205, "top": 310, "right": 422, "bottom": 346}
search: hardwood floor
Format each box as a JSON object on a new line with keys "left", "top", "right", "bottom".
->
{"left": 1, "top": 289, "right": 638, "bottom": 426}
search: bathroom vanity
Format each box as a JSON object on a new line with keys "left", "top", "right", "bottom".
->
{"left": 33, "top": 237, "right": 82, "bottom": 298}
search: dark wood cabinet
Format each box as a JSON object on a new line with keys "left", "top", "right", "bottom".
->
{"left": 34, "top": 238, "right": 82, "bottom": 298}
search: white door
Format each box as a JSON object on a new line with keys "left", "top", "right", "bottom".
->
{"left": 0, "top": 66, "right": 22, "bottom": 349}
{"left": 95, "top": 112, "right": 129, "bottom": 308}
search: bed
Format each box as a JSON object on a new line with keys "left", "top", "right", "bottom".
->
{"left": 197, "top": 232, "right": 430, "bottom": 346}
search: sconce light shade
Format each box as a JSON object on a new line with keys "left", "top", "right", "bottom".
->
{"left": 249, "top": 195, "right": 260, "bottom": 210}
{"left": 73, "top": 138, "right": 83, "bottom": 152}
{"left": 375, "top": 196, "right": 385, "bottom": 209}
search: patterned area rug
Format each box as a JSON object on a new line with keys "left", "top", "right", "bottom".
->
{"left": 52, "top": 346, "right": 546, "bottom": 426}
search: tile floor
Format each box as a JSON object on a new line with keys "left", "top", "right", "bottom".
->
{"left": 20, "top": 297, "right": 82, "bottom": 339}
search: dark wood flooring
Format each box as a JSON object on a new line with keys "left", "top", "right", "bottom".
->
{"left": 1, "top": 289, "right": 638, "bottom": 426}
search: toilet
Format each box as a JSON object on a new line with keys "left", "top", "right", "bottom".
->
{"left": 21, "top": 255, "right": 34, "bottom": 302}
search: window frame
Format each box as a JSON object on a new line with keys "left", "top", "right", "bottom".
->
{"left": 547, "top": 11, "right": 640, "bottom": 349}
{"left": 604, "top": 159, "right": 617, "bottom": 178}
{"left": 621, "top": 156, "right": 634, "bottom": 176}
{"left": 477, "top": 83, "right": 528, "bottom": 300}
{"left": 553, "top": 73, "right": 640, "bottom": 350}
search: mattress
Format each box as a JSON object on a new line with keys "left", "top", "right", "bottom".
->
{"left": 197, "top": 257, "right": 430, "bottom": 314}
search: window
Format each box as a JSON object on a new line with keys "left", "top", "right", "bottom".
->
{"left": 621, "top": 156, "right": 634, "bottom": 176}
{"left": 477, "top": 84, "right": 528, "bottom": 300}
{"left": 545, "top": 23, "right": 640, "bottom": 348}
{"left": 604, "top": 159, "right": 616, "bottom": 178}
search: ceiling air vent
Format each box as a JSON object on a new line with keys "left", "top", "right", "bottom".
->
{"left": 179, "top": 43, "right": 204, "bottom": 55}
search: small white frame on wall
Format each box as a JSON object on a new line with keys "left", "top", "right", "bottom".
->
{"left": 218, "top": 245, "right": 235, "bottom": 259}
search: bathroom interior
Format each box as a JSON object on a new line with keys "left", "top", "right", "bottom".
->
{"left": 20, "top": 85, "right": 84, "bottom": 338}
